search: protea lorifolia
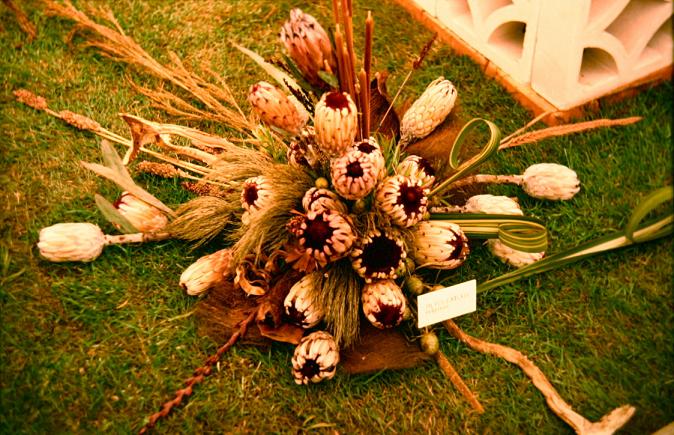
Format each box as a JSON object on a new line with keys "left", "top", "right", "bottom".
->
{"left": 396, "top": 155, "right": 436, "bottom": 189}
{"left": 351, "top": 137, "right": 386, "bottom": 180}
{"left": 314, "top": 91, "right": 358, "bottom": 156}
{"left": 280, "top": 8, "right": 336, "bottom": 85}
{"left": 179, "top": 249, "right": 232, "bottom": 296}
{"left": 284, "top": 273, "right": 323, "bottom": 328}
{"left": 240, "top": 176, "right": 275, "bottom": 218}
{"left": 248, "top": 81, "right": 308, "bottom": 134}
{"left": 463, "top": 194, "right": 522, "bottom": 216}
{"left": 331, "top": 148, "right": 379, "bottom": 200}
{"left": 37, "top": 223, "right": 107, "bottom": 262}
{"left": 412, "top": 221, "right": 470, "bottom": 269}
{"left": 361, "top": 280, "right": 407, "bottom": 329}
{"left": 375, "top": 175, "right": 428, "bottom": 227}
{"left": 521, "top": 163, "right": 580, "bottom": 200}
{"left": 400, "top": 77, "right": 457, "bottom": 142}
{"left": 351, "top": 229, "right": 406, "bottom": 282}
{"left": 114, "top": 191, "right": 168, "bottom": 233}
{"left": 291, "top": 331, "right": 339, "bottom": 385}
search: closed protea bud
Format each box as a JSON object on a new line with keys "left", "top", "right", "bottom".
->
{"left": 284, "top": 273, "right": 323, "bottom": 328}
{"left": 314, "top": 91, "right": 358, "bottom": 156}
{"left": 292, "top": 331, "right": 339, "bottom": 385}
{"left": 375, "top": 175, "right": 428, "bottom": 227}
{"left": 488, "top": 240, "right": 545, "bottom": 268}
{"left": 362, "top": 280, "right": 407, "bottom": 329}
{"left": 331, "top": 148, "right": 379, "bottom": 200}
{"left": 114, "top": 191, "right": 168, "bottom": 232}
{"left": 521, "top": 163, "right": 580, "bottom": 200}
{"left": 248, "top": 81, "right": 308, "bottom": 134}
{"left": 179, "top": 249, "right": 232, "bottom": 296}
{"left": 464, "top": 194, "right": 522, "bottom": 216}
{"left": 241, "top": 176, "right": 275, "bottom": 218}
{"left": 287, "top": 126, "right": 321, "bottom": 169}
{"left": 302, "top": 188, "right": 347, "bottom": 214}
{"left": 400, "top": 77, "right": 457, "bottom": 142}
{"left": 412, "top": 221, "right": 470, "bottom": 269}
{"left": 280, "top": 9, "right": 336, "bottom": 85}
{"left": 351, "top": 229, "right": 406, "bottom": 282}
{"left": 396, "top": 155, "right": 436, "bottom": 189}
{"left": 38, "top": 223, "right": 107, "bottom": 262}
{"left": 351, "top": 137, "right": 386, "bottom": 180}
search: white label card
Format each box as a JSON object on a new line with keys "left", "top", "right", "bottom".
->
{"left": 417, "top": 280, "right": 476, "bottom": 328}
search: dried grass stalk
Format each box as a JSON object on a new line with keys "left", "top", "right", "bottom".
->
{"left": 168, "top": 196, "right": 239, "bottom": 246}
{"left": 3, "top": 0, "right": 37, "bottom": 42}
{"left": 44, "top": 0, "right": 252, "bottom": 131}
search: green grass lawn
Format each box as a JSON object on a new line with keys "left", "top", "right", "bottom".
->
{"left": 1, "top": 0, "right": 672, "bottom": 433}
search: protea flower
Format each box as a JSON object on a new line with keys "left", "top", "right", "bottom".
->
{"left": 179, "top": 249, "right": 232, "bottom": 296}
{"left": 412, "top": 221, "right": 470, "bottom": 269}
{"left": 287, "top": 126, "right": 321, "bottom": 169}
{"left": 280, "top": 9, "right": 336, "bottom": 86}
{"left": 351, "top": 137, "right": 386, "bottom": 180}
{"left": 488, "top": 240, "right": 545, "bottom": 268}
{"left": 241, "top": 176, "right": 275, "bottom": 218}
{"left": 292, "top": 331, "right": 339, "bottom": 385}
{"left": 521, "top": 163, "right": 580, "bottom": 200}
{"left": 396, "top": 155, "right": 436, "bottom": 189}
{"left": 286, "top": 209, "right": 355, "bottom": 271}
{"left": 302, "top": 188, "right": 347, "bottom": 214}
{"left": 400, "top": 77, "right": 457, "bottom": 143}
{"left": 463, "top": 194, "right": 522, "bottom": 216}
{"left": 351, "top": 229, "right": 406, "bottom": 282}
{"left": 362, "top": 280, "right": 407, "bottom": 329}
{"left": 114, "top": 191, "right": 168, "bottom": 232}
{"left": 331, "top": 148, "right": 379, "bottom": 200}
{"left": 284, "top": 273, "right": 323, "bottom": 328}
{"left": 37, "top": 223, "right": 106, "bottom": 262}
{"left": 314, "top": 91, "right": 358, "bottom": 156}
{"left": 375, "top": 175, "right": 428, "bottom": 227}
{"left": 248, "top": 81, "right": 308, "bottom": 134}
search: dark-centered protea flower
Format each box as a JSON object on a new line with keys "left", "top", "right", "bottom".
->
{"left": 292, "top": 331, "right": 339, "bottom": 385}
{"left": 375, "top": 175, "right": 428, "bottom": 227}
{"left": 302, "top": 187, "right": 347, "bottom": 214}
{"left": 412, "top": 221, "right": 470, "bottom": 269}
{"left": 286, "top": 209, "right": 355, "bottom": 271}
{"left": 240, "top": 176, "right": 275, "bottom": 223}
{"left": 396, "top": 155, "right": 436, "bottom": 189}
{"left": 284, "top": 273, "right": 323, "bottom": 328}
{"left": 280, "top": 9, "right": 336, "bottom": 86}
{"left": 247, "top": 81, "right": 308, "bottom": 134}
{"left": 314, "top": 91, "right": 358, "bottom": 156}
{"left": 362, "top": 280, "right": 407, "bottom": 329}
{"left": 350, "top": 137, "right": 386, "bottom": 180}
{"left": 351, "top": 229, "right": 406, "bottom": 282}
{"left": 331, "top": 148, "right": 379, "bottom": 200}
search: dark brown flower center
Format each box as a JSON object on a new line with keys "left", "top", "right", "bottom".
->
{"left": 243, "top": 184, "right": 259, "bottom": 205}
{"left": 304, "top": 215, "right": 334, "bottom": 249}
{"left": 445, "top": 239, "right": 467, "bottom": 260}
{"left": 356, "top": 141, "right": 376, "bottom": 154}
{"left": 286, "top": 303, "right": 307, "bottom": 326}
{"left": 416, "top": 157, "right": 435, "bottom": 176}
{"left": 325, "top": 92, "right": 350, "bottom": 111}
{"left": 300, "top": 359, "right": 321, "bottom": 378}
{"left": 397, "top": 183, "right": 425, "bottom": 215}
{"left": 360, "top": 235, "right": 402, "bottom": 274}
{"left": 374, "top": 302, "right": 402, "bottom": 327}
{"left": 346, "top": 161, "right": 364, "bottom": 178}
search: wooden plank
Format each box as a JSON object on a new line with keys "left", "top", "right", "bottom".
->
{"left": 393, "top": 0, "right": 671, "bottom": 126}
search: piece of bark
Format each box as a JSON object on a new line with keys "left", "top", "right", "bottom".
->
{"left": 369, "top": 72, "right": 400, "bottom": 140}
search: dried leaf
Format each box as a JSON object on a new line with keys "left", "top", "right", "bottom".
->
{"left": 370, "top": 73, "right": 400, "bottom": 140}
{"left": 234, "top": 43, "right": 302, "bottom": 95}
{"left": 101, "top": 138, "right": 132, "bottom": 178}
{"left": 120, "top": 114, "right": 164, "bottom": 165}
{"left": 257, "top": 323, "right": 304, "bottom": 344}
{"left": 94, "top": 194, "right": 138, "bottom": 234}
{"left": 340, "top": 323, "right": 431, "bottom": 374}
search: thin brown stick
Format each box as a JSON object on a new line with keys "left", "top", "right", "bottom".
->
{"left": 444, "top": 320, "right": 636, "bottom": 434}
{"left": 434, "top": 351, "right": 485, "bottom": 413}
{"left": 3, "top": 0, "right": 37, "bottom": 42}
{"left": 139, "top": 310, "right": 257, "bottom": 434}
{"left": 444, "top": 174, "right": 523, "bottom": 191}
{"left": 500, "top": 117, "right": 642, "bottom": 149}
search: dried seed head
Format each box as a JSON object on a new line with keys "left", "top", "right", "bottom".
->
{"left": 37, "top": 223, "right": 106, "bottom": 263}
{"left": 375, "top": 175, "right": 428, "bottom": 227}
{"left": 412, "top": 221, "right": 470, "bottom": 270}
{"left": 351, "top": 229, "right": 406, "bottom": 282}
{"left": 362, "top": 280, "right": 407, "bottom": 329}
{"left": 522, "top": 163, "right": 581, "bottom": 200}
{"left": 292, "top": 331, "right": 339, "bottom": 385}
{"left": 248, "top": 81, "right": 308, "bottom": 134}
{"left": 314, "top": 91, "right": 358, "bottom": 156}
{"left": 13, "top": 89, "right": 48, "bottom": 111}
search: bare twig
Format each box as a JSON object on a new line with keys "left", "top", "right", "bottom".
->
{"left": 444, "top": 320, "right": 635, "bottom": 435}
{"left": 139, "top": 310, "right": 257, "bottom": 434}
{"left": 435, "top": 351, "right": 485, "bottom": 414}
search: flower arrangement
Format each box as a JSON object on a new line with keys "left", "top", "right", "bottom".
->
{"left": 15, "top": 1, "right": 672, "bottom": 433}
